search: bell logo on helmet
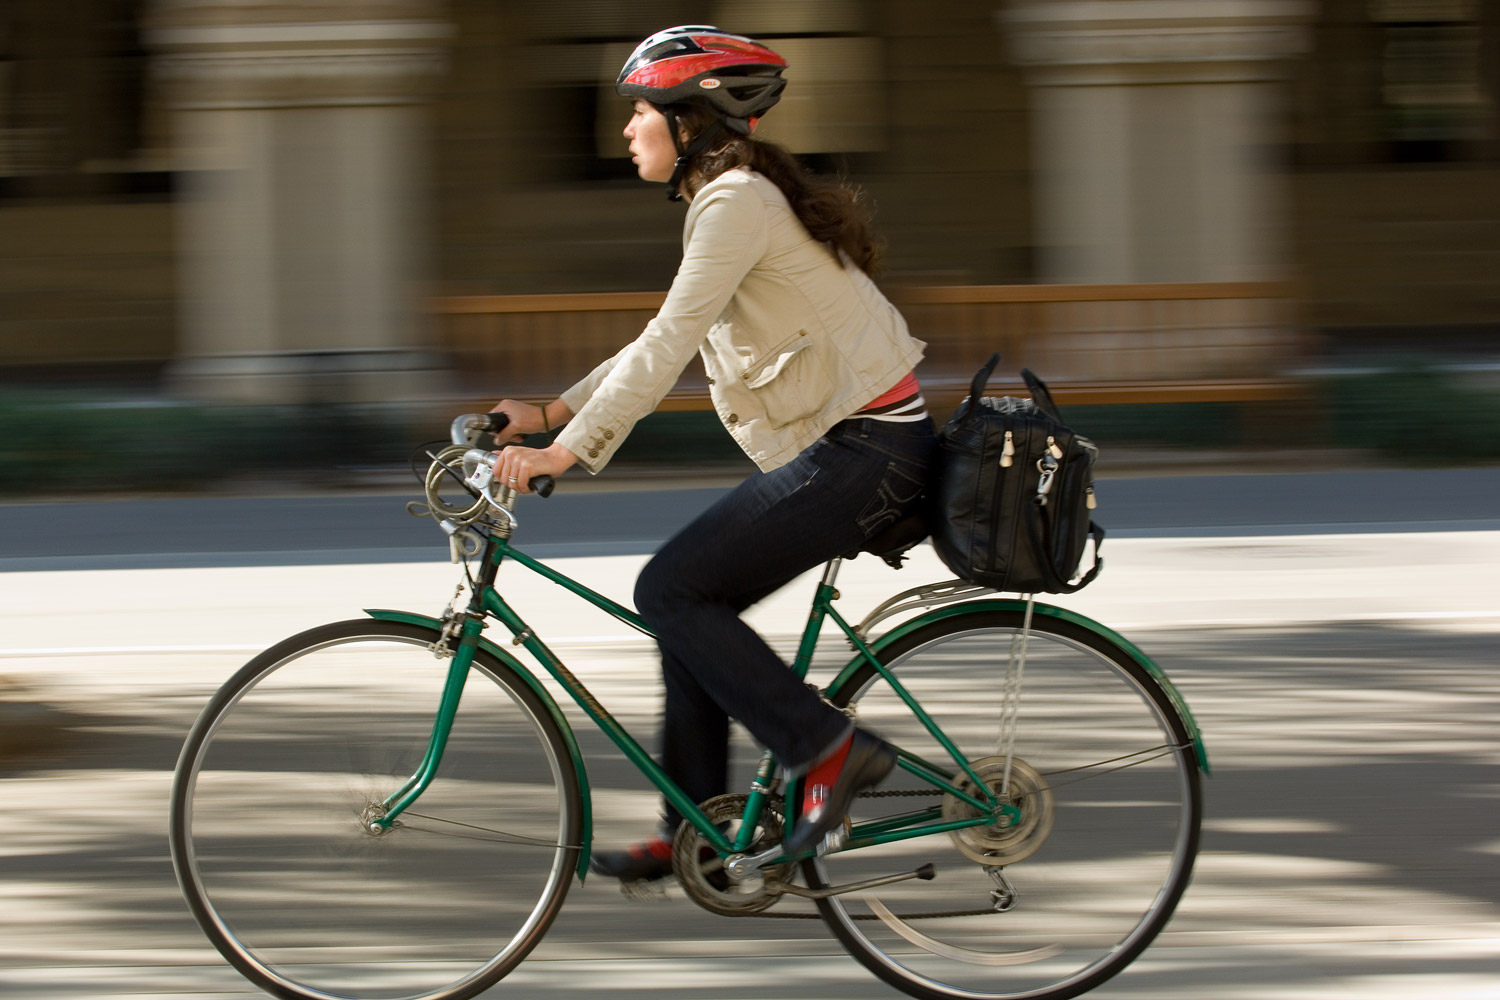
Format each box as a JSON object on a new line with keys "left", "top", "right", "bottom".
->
{"left": 699, "top": 78, "right": 722, "bottom": 90}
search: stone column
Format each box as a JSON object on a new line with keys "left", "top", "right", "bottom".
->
{"left": 1004, "top": 0, "right": 1311, "bottom": 284}
{"left": 148, "top": 1, "right": 449, "bottom": 404}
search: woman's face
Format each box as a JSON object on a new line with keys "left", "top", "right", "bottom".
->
{"left": 624, "top": 101, "right": 677, "bottom": 183}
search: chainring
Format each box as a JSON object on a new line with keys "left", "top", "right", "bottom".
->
{"left": 672, "top": 793, "right": 793, "bottom": 917}
{"left": 942, "top": 755, "right": 1055, "bottom": 865}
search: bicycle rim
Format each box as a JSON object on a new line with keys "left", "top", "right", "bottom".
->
{"left": 808, "top": 610, "right": 1201, "bottom": 1000}
{"left": 169, "top": 620, "right": 580, "bottom": 1000}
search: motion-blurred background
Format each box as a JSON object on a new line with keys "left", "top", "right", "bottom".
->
{"left": 2, "top": 0, "right": 1498, "bottom": 490}
{"left": 4, "top": 8, "right": 1500, "bottom": 998}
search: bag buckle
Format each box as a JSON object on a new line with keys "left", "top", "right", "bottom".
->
{"left": 1035, "top": 454, "right": 1058, "bottom": 506}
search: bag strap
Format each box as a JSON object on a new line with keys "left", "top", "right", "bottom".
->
{"left": 1020, "top": 368, "right": 1065, "bottom": 425}
{"left": 963, "top": 353, "right": 1002, "bottom": 420}
{"left": 1024, "top": 502, "right": 1105, "bottom": 594}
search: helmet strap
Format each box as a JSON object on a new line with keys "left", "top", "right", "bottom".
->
{"left": 660, "top": 110, "right": 726, "bottom": 202}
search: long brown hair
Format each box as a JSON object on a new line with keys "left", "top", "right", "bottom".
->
{"left": 672, "top": 106, "right": 885, "bottom": 276}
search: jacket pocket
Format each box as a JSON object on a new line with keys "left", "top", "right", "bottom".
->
{"left": 739, "top": 329, "right": 835, "bottom": 429}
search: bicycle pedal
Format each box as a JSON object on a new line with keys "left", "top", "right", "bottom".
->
{"left": 815, "top": 821, "right": 851, "bottom": 857}
{"left": 618, "top": 879, "right": 670, "bottom": 902}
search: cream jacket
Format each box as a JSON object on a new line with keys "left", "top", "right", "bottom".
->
{"left": 556, "top": 168, "right": 925, "bottom": 474}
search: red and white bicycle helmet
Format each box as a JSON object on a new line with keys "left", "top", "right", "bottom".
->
{"left": 617, "top": 26, "right": 788, "bottom": 136}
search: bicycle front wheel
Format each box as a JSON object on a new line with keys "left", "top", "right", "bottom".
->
{"left": 169, "top": 619, "right": 582, "bottom": 1000}
{"left": 809, "top": 608, "right": 1202, "bottom": 1000}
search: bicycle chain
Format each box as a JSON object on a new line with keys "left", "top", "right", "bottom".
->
{"left": 860, "top": 787, "right": 943, "bottom": 799}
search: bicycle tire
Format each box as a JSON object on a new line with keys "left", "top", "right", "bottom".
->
{"left": 805, "top": 608, "right": 1202, "bottom": 1000}
{"left": 169, "top": 619, "right": 583, "bottom": 1000}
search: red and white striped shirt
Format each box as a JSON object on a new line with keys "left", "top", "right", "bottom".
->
{"left": 854, "top": 371, "right": 927, "bottom": 422}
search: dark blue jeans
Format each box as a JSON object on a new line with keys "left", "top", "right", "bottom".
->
{"left": 634, "top": 416, "right": 936, "bottom": 833}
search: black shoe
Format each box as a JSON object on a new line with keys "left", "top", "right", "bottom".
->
{"left": 589, "top": 836, "right": 674, "bottom": 882}
{"left": 782, "top": 729, "right": 897, "bottom": 856}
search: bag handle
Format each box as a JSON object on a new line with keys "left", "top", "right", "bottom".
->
{"left": 1024, "top": 504, "right": 1105, "bottom": 594}
{"left": 1020, "top": 368, "right": 1066, "bottom": 425}
{"left": 964, "top": 357, "right": 1068, "bottom": 426}
{"left": 963, "top": 353, "right": 1002, "bottom": 420}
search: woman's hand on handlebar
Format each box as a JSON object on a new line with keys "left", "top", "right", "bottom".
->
{"left": 493, "top": 441, "right": 579, "bottom": 495}
{"left": 486, "top": 399, "right": 547, "bottom": 441}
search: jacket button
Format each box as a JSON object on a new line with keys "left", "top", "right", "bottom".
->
{"left": 727, "top": 413, "right": 738, "bottom": 424}
{"left": 603, "top": 429, "right": 614, "bottom": 440}
{"left": 706, "top": 377, "right": 715, "bottom": 386}
{"left": 588, "top": 449, "right": 599, "bottom": 458}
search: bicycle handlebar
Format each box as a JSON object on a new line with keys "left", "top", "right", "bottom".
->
{"left": 448, "top": 412, "right": 555, "bottom": 498}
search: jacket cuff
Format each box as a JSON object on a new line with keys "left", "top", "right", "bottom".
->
{"left": 555, "top": 412, "right": 626, "bottom": 475}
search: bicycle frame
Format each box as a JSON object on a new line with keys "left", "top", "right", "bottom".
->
{"left": 365, "top": 527, "right": 1015, "bottom": 878}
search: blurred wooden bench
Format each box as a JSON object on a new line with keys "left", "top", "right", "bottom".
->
{"left": 430, "top": 281, "right": 1308, "bottom": 411}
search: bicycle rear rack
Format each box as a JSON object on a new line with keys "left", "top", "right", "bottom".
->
{"left": 852, "top": 580, "right": 998, "bottom": 641}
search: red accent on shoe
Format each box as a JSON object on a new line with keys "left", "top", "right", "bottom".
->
{"left": 783, "top": 729, "right": 898, "bottom": 856}
{"left": 801, "top": 733, "right": 854, "bottom": 824}
{"left": 589, "top": 835, "right": 675, "bottom": 881}
{"left": 634, "top": 837, "right": 673, "bottom": 861}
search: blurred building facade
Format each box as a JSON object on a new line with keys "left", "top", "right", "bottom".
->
{"left": 1, "top": 0, "right": 1497, "bottom": 398}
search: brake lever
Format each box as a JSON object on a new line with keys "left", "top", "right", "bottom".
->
{"left": 451, "top": 412, "right": 508, "bottom": 447}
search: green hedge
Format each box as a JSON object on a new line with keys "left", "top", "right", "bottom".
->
{"left": 0, "top": 392, "right": 412, "bottom": 494}
{"left": 1319, "top": 366, "right": 1500, "bottom": 462}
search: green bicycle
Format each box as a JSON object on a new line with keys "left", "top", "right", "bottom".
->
{"left": 169, "top": 413, "right": 1208, "bottom": 1000}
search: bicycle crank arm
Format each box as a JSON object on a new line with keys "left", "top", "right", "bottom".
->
{"left": 723, "top": 824, "right": 849, "bottom": 881}
{"left": 769, "top": 863, "right": 936, "bottom": 900}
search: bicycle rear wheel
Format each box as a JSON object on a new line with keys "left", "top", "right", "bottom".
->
{"left": 809, "top": 608, "right": 1201, "bottom": 1000}
{"left": 169, "top": 619, "right": 582, "bottom": 1000}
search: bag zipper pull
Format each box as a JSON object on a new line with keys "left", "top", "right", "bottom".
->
{"left": 1086, "top": 484, "right": 1097, "bottom": 510}
{"left": 1000, "top": 430, "right": 1015, "bottom": 468}
{"left": 1046, "top": 436, "right": 1063, "bottom": 460}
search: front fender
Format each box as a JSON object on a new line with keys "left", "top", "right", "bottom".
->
{"left": 828, "top": 599, "right": 1210, "bottom": 775}
{"left": 365, "top": 609, "right": 594, "bottom": 879}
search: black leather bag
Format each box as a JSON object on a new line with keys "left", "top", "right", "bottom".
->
{"left": 927, "top": 354, "right": 1104, "bottom": 594}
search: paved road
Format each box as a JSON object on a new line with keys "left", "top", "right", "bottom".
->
{"left": 1, "top": 469, "right": 1498, "bottom": 999}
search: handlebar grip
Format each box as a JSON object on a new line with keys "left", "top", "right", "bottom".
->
{"left": 530, "top": 475, "right": 555, "bottom": 499}
{"left": 482, "top": 412, "right": 510, "bottom": 435}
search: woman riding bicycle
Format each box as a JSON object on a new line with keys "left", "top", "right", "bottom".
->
{"left": 489, "top": 25, "right": 935, "bottom": 881}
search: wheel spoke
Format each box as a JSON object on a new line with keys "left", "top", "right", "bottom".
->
{"left": 397, "top": 811, "right": 579, "bottom": 849}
